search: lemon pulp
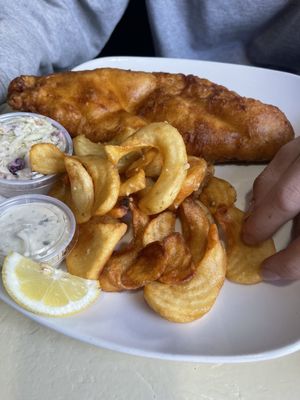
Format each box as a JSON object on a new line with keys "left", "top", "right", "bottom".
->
{"left": 2, "top": 252, "right": 100, "bottom": 317}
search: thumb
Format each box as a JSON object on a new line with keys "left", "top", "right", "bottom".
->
{"left": 262, "top": 236, "right": 300, "bottom": 281}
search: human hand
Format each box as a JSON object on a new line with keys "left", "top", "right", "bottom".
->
{"left": 242, "top": 137, "right": 300, "bottom": 281}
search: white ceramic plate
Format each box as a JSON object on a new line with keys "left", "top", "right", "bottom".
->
{"left": 1, "top": 57, "right": 300, "bottom": 363}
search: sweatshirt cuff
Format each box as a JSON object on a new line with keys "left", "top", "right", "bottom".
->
{"left": 0, "top": 73, "right": 8, "bottom": 104}
{"left": 0, "top": 66, "right": 17, "bottom": 104}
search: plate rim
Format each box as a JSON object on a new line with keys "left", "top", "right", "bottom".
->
{"left": 1, "top": 290, "right": 300, "bottom": 363}
{"left": 72, "top": 55, "right": 300, "bottom": 82}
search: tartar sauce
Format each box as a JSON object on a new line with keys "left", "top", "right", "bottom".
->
{"left": 0, "top": 116, "right": 66, "bottom": 180}
{"left": 0, "top": 202, "right": 71, "bottom": 265}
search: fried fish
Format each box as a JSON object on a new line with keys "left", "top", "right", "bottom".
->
{"left": 7, "top": 68, "right": 294, "bottom": 162}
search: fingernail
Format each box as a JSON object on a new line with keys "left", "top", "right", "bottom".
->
{"left": 261, "top": 268, "right": 281, "bottom": 281}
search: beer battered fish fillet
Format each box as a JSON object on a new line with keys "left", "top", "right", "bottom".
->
{"left": 7, "top": 68, "right": 294, "bottom": 162}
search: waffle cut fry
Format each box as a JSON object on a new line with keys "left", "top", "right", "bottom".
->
{"left": 214, "top": 206, "right": 276, "bottom": 284}
{"left": 144, "top": 224, "right": 226, "bottom": 323}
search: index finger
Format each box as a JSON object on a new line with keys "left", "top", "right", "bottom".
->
{"left": 252, "top": 137, "right": 300, "bottom": 206}
{"left": 243, "top": 155, "right": 300, "bottom": 244}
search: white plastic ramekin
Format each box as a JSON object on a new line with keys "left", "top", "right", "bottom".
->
{"left": 0, "top": 194, "right": 76, "bottom": 267}
{"left": 0, "top": 112, "right": 73, "bottom": 197}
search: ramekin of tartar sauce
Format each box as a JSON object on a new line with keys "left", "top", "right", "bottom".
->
{"left": 0, "top": 194, "right": 76, "bottom": 267}
{"left": 0, "top": 112, "right": 73, "bottom": 197}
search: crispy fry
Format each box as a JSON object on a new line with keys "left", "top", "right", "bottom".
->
{"left": 121, "top": 242, "right": 167, "bottom": 290}
{"left": 66, "top": 220, "right": 127, "bottom": 280}
{"left": 142, "top": 211, "right": 176, "bottom": 246}
{"left": 179, "top": 198, "right": 211, "bottom": 263}
{"left": 122, "top": 122, "right": 188, "bottom": 214}
{"left": 107, "top": 123, "right": 145, "bottom": 145}
{"left": 144, "top": 224, "right": 226, "bottom": 323}
{"left": 105, "top": 144, "right": 143, "bottom": 165}
{"left": 30, "top": 143, "right": 65, "bottom": 174}
{"left": 136, "top": 177, "right": 155, "bottom": 199}
{"left": 143, "top": 153, "right": 163, "bottom": 178}
{"left": 48, "top": 174, "right": 89, "bottom": 226}
{"left": 89, "top": 215, "right": 121, "bottom": 224}
{"left": 48, "top": 174, "right": 70, "bottom": 203}
{"left": 159, "top": 233, "right": 195, "bottom": 284}
{"left": 105, "top": 143, "right": 145, "bottom": 174}
{"left": 125, "top": 149, "right": 158, "bottom": 177}
{"left": 117, "top": 152, "right": 142, "bottom": 174}
{"left": 77, "top": 155, "right": 120, "bottom": 216}
{"left": 73, "top": 135, "right": 106, "bottom": 157}
{"left": 107, "top": 197, "right": 130, "bottom": 219}
{"left": 171, "top": 156, "right": 207, "bottom": 209}
{"left": 64, "top": 157, "right": 94, "bottom": 223}
{"left": 192, "top": 163, "right": 215, "bottom": 199}
{"left": 199, "top": 176, "right": 237, "bottom": 214}
{"left": 100, "top": 200, "right": 150, "bottom": 291}
{"left": 130, "top": 201, "right": 150, "bottom": 245}
{"left": 99, "top": 246, "right": 138, "bottom": 292}
{"left": 214, "top": 206, "right": 275, "bottom": 284}
{"left": 119, "top": 169, "right": 146, "bottom": 197}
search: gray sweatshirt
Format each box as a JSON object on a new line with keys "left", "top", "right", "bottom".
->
{"left": 0, "top": 0, "right": 299, "bottom": 103}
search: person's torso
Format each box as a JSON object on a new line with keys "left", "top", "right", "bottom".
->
{"left": 145, "top": 0, "right": 299, "bottom": 72}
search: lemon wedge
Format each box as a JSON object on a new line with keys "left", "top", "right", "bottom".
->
{"left": 2, "top": 252, "right": 100, "bottom": 317}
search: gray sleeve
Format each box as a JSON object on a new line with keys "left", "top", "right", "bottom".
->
{"left": 0, "top": 0, "right": 129, "bottom": 103}
{"left": 248, "top": 3, "right": 300, "bottom": 74}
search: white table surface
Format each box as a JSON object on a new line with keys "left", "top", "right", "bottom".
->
{"left": 1, "top": 300, "right": 300, "bottom": 400}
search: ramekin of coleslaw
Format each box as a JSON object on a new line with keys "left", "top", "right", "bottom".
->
{"left": 0, "top": 112, "right": 73, "bottom": 197}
